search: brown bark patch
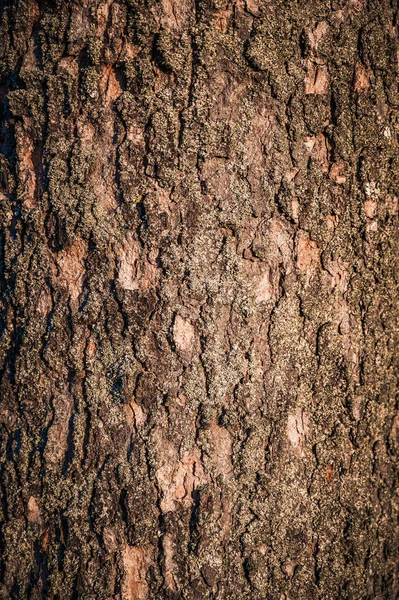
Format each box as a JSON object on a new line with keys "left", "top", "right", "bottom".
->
{"left": 173, "top": 315, "right": 196, "bottom": 353}
{"left": 163, "top": 535, "right": 178, "bottom": 593}
{"left": 57, "top": 239, "right": 87, "bottom": 301}
{"left": 27, "top": 496, "right": 41, "bottom": 524}
{"left": 329, "top": 161, "right": 347, "bottom": 184}
{"left": 118, "top": 234, "right": 158, "bottom": 292}
{"left": 349, "top": 0, "right": 366, "bottom": 14}
{"left": 291, "top": 197, "right": 300, "bottom": 222}
{"left": 243, "top": 0, "right": 260, "bottom": 16}
{"left": 77, "top": 120, "right": 96, "bottom": 145}
{"left": 255, "top": 269, "right": 273, "bottom": 304}
{"left": 103, "top": 527, "right": 118, "bottom": 553}
{"left": 57, "top": 57, "right": 79, "bottom": 77}
{"left": 268, "top": 217, "right": 293, "bottom": 264}
{"left": 96, "top": 0, "right": 113, "bottom": 37}
{"left": 16, "top": 124, "right": 37, "bottom": 209}
{"left": 287, "top": 409, "right": 309, "bottom": 458}
{"left": 153, "top": 429, "right": 208, "bottom": 512}
{"left": 390, "top": 414, "right": 399, "bottom": 448}
{"left": 305, "top": 62, "right": 329, "bottom": 95}
{"left": 124, "top": 42, "right": 142, "bottom": 60}
{"left": 305, "top": 134, "right": 330, "bottom": 172}
{"left": 101, "top": 65, "right": 123, "bottom": 104}
{"left": 161, "top": 448, "right": 207, "bottom": 512}
{"left": 326, "top": 214, "right": 338, "bottom": 229}
{"left": 296, "top": 232, "right": 320, "bottom": 279}
{"left": 44, "top": 393, "right": 73, "bottom": 465}
{"left": 337, "top": 301, "right": 351, "bottom": 336}
{"left": 161, "top": 0, "right": 191, "bottom": 30}
{"left": 207, "top": 423, "right": 233, "bottom": 477}
{"left": 42, "top": 530, "right": 50, "bottom": 552}
{"left": 37, "top": 286, "right": 53, "bottom": 317}
{"left": 307, "top": 21, "right": 329, "bottom": 51}
{"left": 124, "top": 401, "right": 146, "bottom": 432}
{"left": 389, "top": 195, "right": 398, "bottom": 216}
{"left": 207, "top": 71, "right": 248, "bottom": 122}
{"left": 322, "top": 257, "right": 349, "bottom": 293}
{"left": 86, "top": 340, "right": 96, "bottom": 357}
{"left": 214, "top": 8, "right": 231, "bottom": 33}
{"left": 286, "top": 169, "right": 300, "bottom": 184}
{"left": 94, "top": 177, "right": 118, "bottom": 214}
{"left": 325, "top": 464, "right": 334, "bottom": 483}
{"left": 244, "top": 110, "right": 274, "bottom": 170}
{"left": 354, "top": 62, "right": 370, "bottom": 92}
{"left": 364, "top": 199, "right": 377, "bottom": 219}
{"left": 283, "top": 560, "right": 298, "bottom": 578}
{"left": 122, "top": 544, "right": 153, "bottom": 600}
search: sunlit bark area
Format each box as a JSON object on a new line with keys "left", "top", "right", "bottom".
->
{"left": 0, "top": 0, "right": 399, "bottom": 598}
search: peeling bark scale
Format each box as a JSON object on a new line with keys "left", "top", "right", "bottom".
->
{"left": 0, "top": 0, "right": 399, "bottom": 598}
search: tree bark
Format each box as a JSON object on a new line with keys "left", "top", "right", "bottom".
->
{"left": 1, "top": 0, "right": 399, "bottom": 598}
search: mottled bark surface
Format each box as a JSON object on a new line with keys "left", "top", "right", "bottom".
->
{"left": 0, "top": 0, "right": 399, "bottom": 598}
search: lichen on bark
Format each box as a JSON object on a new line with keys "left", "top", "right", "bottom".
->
{"left": 0, "top": 0, "right": 399, "bottom": 598}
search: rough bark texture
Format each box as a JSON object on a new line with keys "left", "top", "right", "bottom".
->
{"left": 1, "top": 0, "right": 399, "bottom": 598}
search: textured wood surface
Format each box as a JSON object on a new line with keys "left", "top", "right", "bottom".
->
{"left": 0, "top": 0, "right": 399, "bottom": 598}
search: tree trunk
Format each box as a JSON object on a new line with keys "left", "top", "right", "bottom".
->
{"left": 1, "top": 0, "right": 399, "bottom": 598}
